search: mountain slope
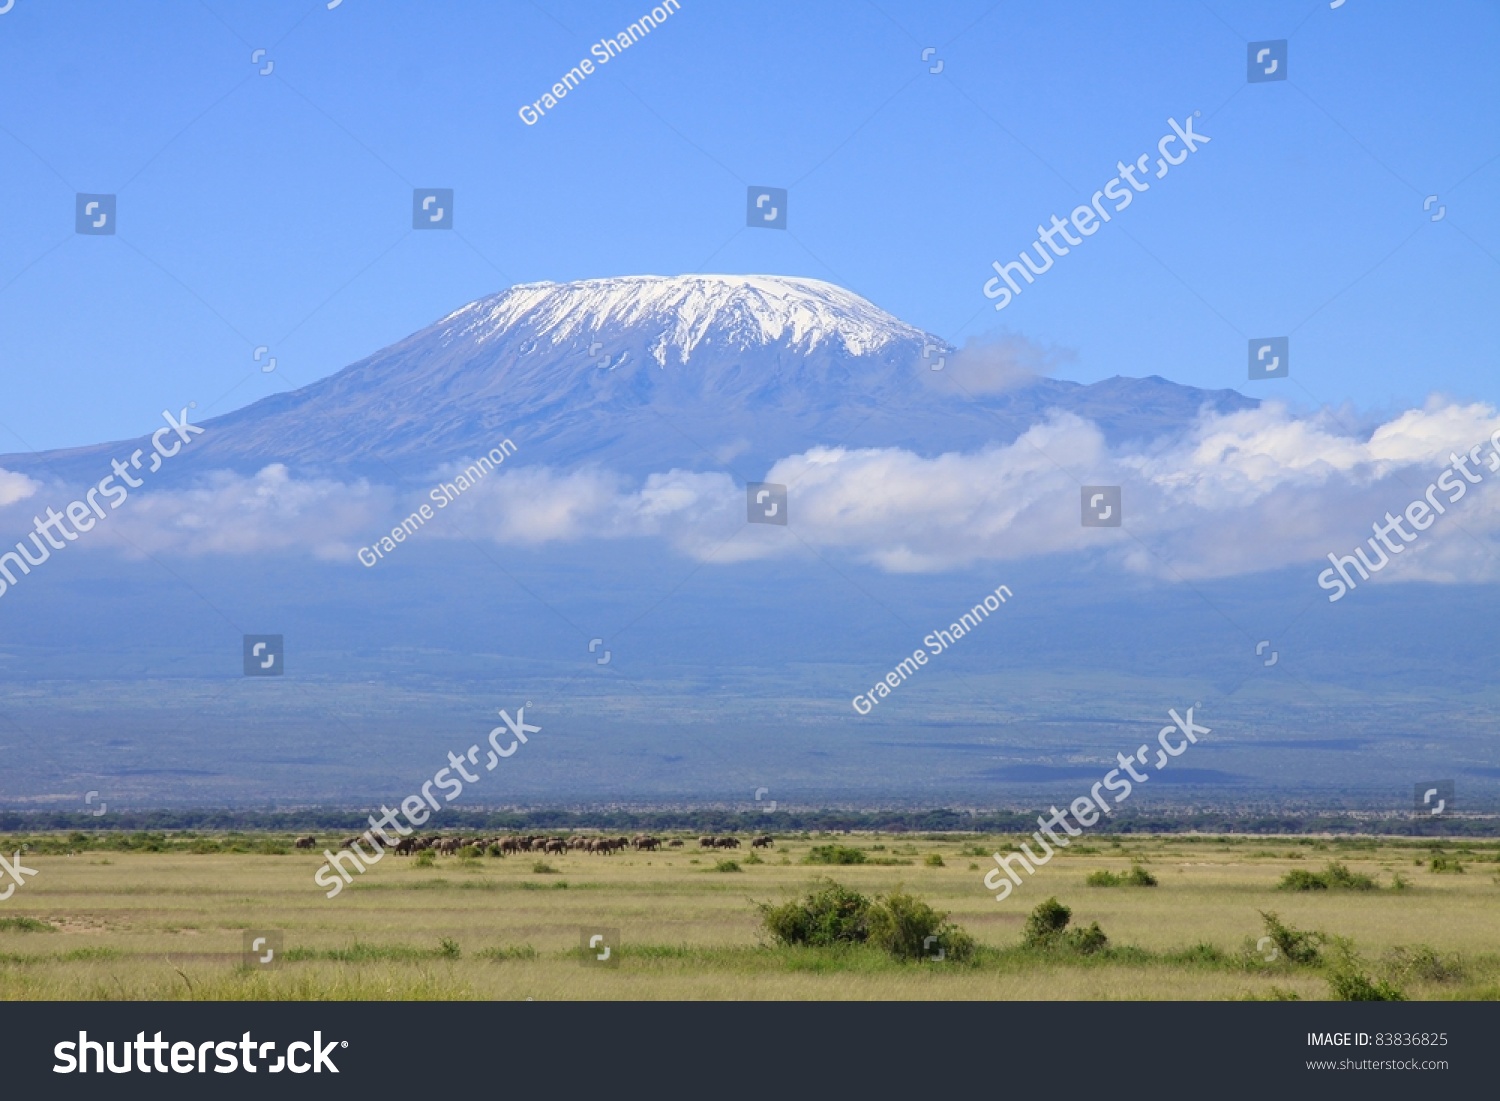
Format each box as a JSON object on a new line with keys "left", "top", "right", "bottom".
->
{"left": 2, "top": 274, "right": 1255, "bottom": 482}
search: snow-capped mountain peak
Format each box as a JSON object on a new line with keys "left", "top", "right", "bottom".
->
{"left": 437, "top": 274, "right": 933, "bottom": 365}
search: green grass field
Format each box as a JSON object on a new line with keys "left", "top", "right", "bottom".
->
{"left": 1, "top": 832, "right": 1496, "bottom": 1000}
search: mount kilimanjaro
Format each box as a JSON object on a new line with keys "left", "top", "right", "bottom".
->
{"left": 3, "top": 273, "right": 1253, "bottom": 483}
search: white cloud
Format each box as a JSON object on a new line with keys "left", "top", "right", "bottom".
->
{"left": 101, "top": 465, "right": 392, "bottom": 560}
{"left": 922, "top": 331, "right": 1070, "bottom": 395}
{"left": 0, "top": 468, "right": 39, "bottom": 508}
{"left": 7, "top": 400, "right": 1498, "bottom": 587}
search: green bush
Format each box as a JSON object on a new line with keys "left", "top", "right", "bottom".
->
{"left": 758, "top": 880, "right": 872, "bottom": 947}
{"left": 924, "top": 853, "right": 945, "bottom": 867}
{"left": 1325, "top": 941, "right": 1405, "bottom": 1001}
{"left": 1385, "top": 945, "right": 1465, "bottom": 984}
{"left": 413, "top": 850, "right": 436, "bottom": 867}
{"left": 1022, "top": 897, "right": 1109, "bottom": 954}
{"left": 1277, "top": 869, "right": 1328, "bottom": 891}
{"left": 1277, "top": 861, "right": 1377, "bottom": 891}
{"left": 712, "top": 860, "right": 742, "bottom": 873}
{"left": 1257, "top": 911, "right": 1324, "bottom": 966}
{"left": 866, "top": 890, "right": 975, "bottom": 962}
{"left": 1068, "top": 921, "right": 1109, "bottom": 954}
{"left": 1086, "top": 865, "right": 1157, "bottom": 887}
{"left": 804, "top": 845, "right": 867, "bottom": 866}
{"left": 531, "top": 860, "right": 558, "bottom": 874}
{"left": 1023, "top": 897, "right": 1072, "bottom": 946}
{"left": 0, "top": 916, "right": 54, "bottom": 933}
{"left": 1429, "top": 855, "right": 1465, "bottom": 874}
{"left": 437, "top": 937, "right": 461, "bottom": 959}
{"left": 758, "top": 881, "right": 977, "bottom": 963}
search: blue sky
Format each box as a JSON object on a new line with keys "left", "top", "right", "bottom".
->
{"left": 0, "top": 0, "right": 1495, "bottom": 453}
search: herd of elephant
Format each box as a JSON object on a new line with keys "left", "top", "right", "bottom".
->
{"left": 290, "top": 833, "right": 776, "bottom": 855}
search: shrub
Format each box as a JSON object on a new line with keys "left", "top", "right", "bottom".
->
{"left": 1277, "top": 862, "right": 1377, "bottom": 891}
{"left": 712, "top": 860, "right": 742, "bottom": 873}
{"left": 804, "top": 845, "right": 867, "bottom": 865}
{"left": 1385, "top": 945, "right": 1465, "bottom": 984}
{"left": 1429, "top": 855, "right": 1465, "bottom": 874}
{"left": 1257, "top": 911, "right": 1323, "bottom": 966}
{"left": 1167, "top": 942, "right": 1227, "bottom": 965}
{"left": 413, "top": 850, "right": 436, "bottom": 867}
{"left": 531, "top": 861, "right": 558, "bottom": 874}
{"left": 1068, "top": 921, "right": 1109, "bottom": 954}
{"left": 1278, "top": 869, "right": 1327, "bottom": 891}
{"left": 743, "top": 850, "right": 764, "bottom": 865}
{"left": 0, "top": 916, "right": 54, "bottom": 933}
{"left": 457, "top": 846, "right": 481, "bottom": 861}
{"left": 1086, "top": 865, "right": 1157, "bottom": 887}
{"left": 1022, "top": 897, "right": 1109, "bottom": 954}
{"left": 437, "top": 937, "right": 461, "bottom": 959}
{"left": 1325, "top": 940, "right": 1405, "bottom": 1001}
{"left": 758, "top": 881, "right": 978, "bottom": 963}
{"left": 924, "top": 854, "right": 945, "bottom": 867}
{"left": 866, "top": 890, "right": 975, "bottom": 962}
{"left": 1023, "top": 897, "right": 1072, "bottom": 947}
{"left": 1321, "top": 862, "right": 1377, "bottom": 889}
{"left": 758, "top": 880, "right": 872, "bottom": 947}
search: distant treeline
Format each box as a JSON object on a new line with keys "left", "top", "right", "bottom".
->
{"left": 0, "top": 807, "right": 1495, "bottom": 837}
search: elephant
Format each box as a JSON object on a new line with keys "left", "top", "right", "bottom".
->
{"left": 294, "top": 835, "right": 316, "bottom": 849}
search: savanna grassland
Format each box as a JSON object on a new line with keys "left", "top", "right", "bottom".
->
{"left": 1, "top": 831, "right": 1497, "bottom": 1001}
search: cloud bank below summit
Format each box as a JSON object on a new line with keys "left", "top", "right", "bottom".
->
{"left": 3, "top": 400, "right": 1500, "bottom": 585}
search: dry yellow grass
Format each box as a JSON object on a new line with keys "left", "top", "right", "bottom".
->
{"left": 0, "top": 834, "right": 1495, "bottom": 1000}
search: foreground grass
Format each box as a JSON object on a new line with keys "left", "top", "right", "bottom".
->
{"left": 1, "top": 832, "right": 1497, "bottom": 1000}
